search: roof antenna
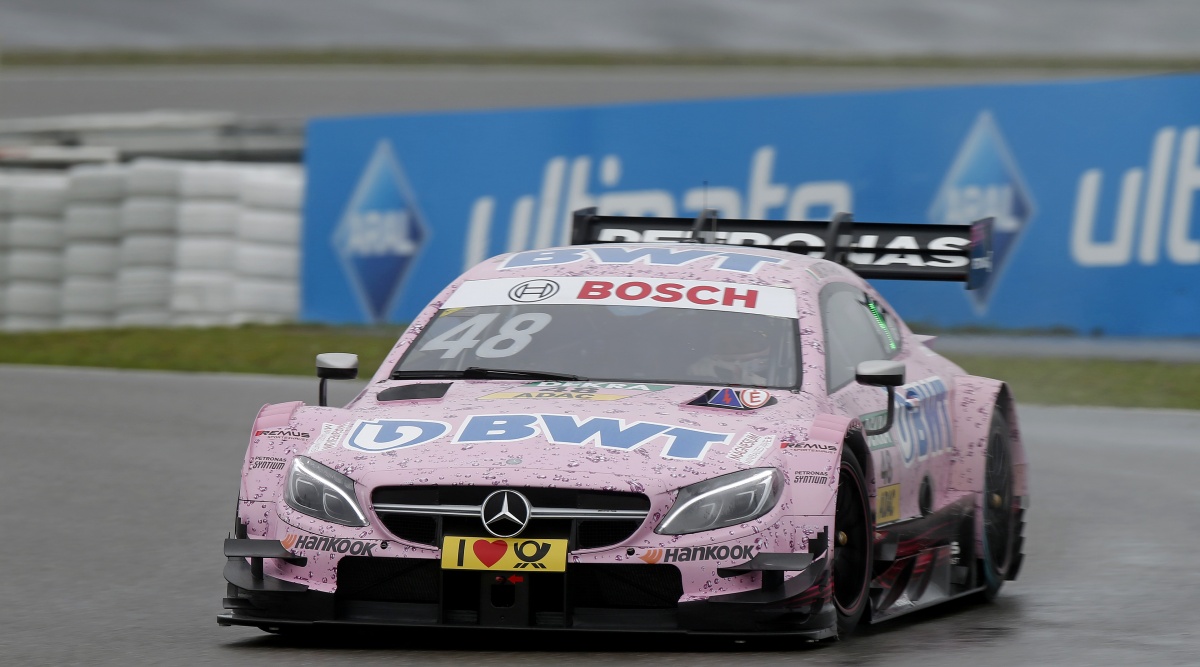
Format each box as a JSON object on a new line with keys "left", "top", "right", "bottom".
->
{"left": 683, "top": 181, "right": 722, "bottom": 244}
{"left": 686, "top": 207, "right": 720, "bottom": 244}
{"left": 824, "top": 211, "right": 855, "bottom": 266}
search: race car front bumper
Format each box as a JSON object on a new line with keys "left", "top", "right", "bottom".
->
{"left": 219, "top": 538, "right": 835, "bottom": 637}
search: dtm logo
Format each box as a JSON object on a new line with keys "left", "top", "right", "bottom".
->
{"left": 333, "top": 141, "right": 429, "bottom": 322}
{"left": 928, "top": 111, "right": 1035, "bottom": 313}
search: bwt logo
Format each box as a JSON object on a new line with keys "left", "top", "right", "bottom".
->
{"left": 464, "top": 146, "right": 853, "bottom": 269}
{"left": 334, "top": 141, "right": 429, "bottom": 322}
{"left": 928, "top": 111, "right": 1036, "bottom": 313}
{"left": 1071, "top": 126, "right": 1200, "bottom": 267}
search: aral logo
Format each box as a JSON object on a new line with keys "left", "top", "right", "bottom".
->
{"left": 334, "top": 141, "right": 429, "bottom": 322}
{"left": 928, "top": 111, "right": 1035, "bottom": 312}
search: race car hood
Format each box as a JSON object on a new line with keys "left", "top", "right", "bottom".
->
{"left": 293, "top": 379, "right": 825, "bottom": 495}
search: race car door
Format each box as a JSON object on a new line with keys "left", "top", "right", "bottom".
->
{"left": 818, "top": 281, "right": 953, "bottom": 526}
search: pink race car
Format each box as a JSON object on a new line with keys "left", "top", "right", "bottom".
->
{"left": 220, "top": 210, "right": 1027, "bottom": 640}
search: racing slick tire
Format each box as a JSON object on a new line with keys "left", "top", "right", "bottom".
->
{"left": 979, "top": 409, "right": 1017, "bottom": 602}
{"left": 833, "top": 448, "right": 873, "bottom": 636}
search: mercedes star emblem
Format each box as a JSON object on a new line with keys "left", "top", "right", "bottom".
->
{"left": 480, "top": 489, "right": 533, "bottom": 538}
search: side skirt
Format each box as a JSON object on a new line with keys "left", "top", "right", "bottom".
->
{"left": 867, "top": 495, "right": 981, "bottom": 623}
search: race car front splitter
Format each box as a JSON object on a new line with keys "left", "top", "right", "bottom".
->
{"left": 221, "top": 537, "right": 835, "bottom": 637}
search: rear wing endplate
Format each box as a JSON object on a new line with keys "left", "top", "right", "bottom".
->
{"left": 570, "top": 208, "right": 994, "bottom": 290}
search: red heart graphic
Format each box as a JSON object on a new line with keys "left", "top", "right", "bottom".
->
{"left": 473, "top": 539, "right": 508, "bottom": 568}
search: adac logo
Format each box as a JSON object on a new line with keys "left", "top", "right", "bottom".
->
{"left": 928, "top": 111, "right": 1036, "bottom": 313}
{"left": 333, "top": 141, "right": 429, "bottom": 322}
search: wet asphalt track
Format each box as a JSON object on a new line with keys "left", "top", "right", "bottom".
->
{"left": 1, "top": 364, "right": 1198, "bottom": 666}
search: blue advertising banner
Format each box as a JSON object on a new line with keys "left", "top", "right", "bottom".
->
{"left": 305, "top": 73, "right": 1200, "bottom": 336}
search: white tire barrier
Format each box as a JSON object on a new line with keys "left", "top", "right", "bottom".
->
{"left": 3, "top": 160, "right": 302, "bottom": 330}
{"left": 9, "top": 176, "right": 68, "bottom": 216}
{"left": 61, "top": 313, "right": 113, "bottom": 329}
{"left": 180, "top": 165, "right": 246, "bottom": 200}
{"left": 7, "top": 250, "right": 63, "bottom": 281}
{"left": 0, "top": 178, "right": 12, "bottom": 215}
{"left": 64, "top": 243, "right": 120, "bottom": 276}
{"left": 236, "top": 210, "right": 301, "bottom": 244}
{"left": 115, "top": 310, "right": 173, "bottom": 327}
{"left": 234, "top": 279, "right": 298, "bottom": 315}
{"left": 5, "top": 315, "right": 60, "bottom": 331}
{"left": 177, "top": 201, "right": 240, "bottom": 236}
{"left": 240, "top": 171, "right": 304, "bottom": 211}
{"left": 62, "top": 277, "right": 117, "bottom": 313}
{"left": 234, "top": 243, "right": 298, "bottom": 280}
{"left": 9, "top": 217, "right": 65, "bottom": 249}
{"left": 170, "top": 270, "right": 236, "bottom": 313}
{"left": 5, "top": 282, "right": 61, "bottom": 316}
{"left": 1, "top": 179, "right": 13, "bottom": 326}
{"left": 175, "top": 237, "right": 237, "bottom": 271}
{"left": 125, "top": 160, "right": 182, "bottom": 197}
{"left": 68, "top": 166, "right": 126, "bottom": 202}
{"left": 65, "top": 205, "right": 123, "bottom": 241}
{"left": 120, "top": 235, "right": 175, "bottom": 267}
{"left": 116, "top": 267, "right": 172, "bottom": 308}
{"left": 120, "top": 198, "right": 177, "bottom": 234}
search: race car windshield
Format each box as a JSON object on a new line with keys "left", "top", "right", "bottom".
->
{"left": 393, "top": 304, "right": 799, "bottom": 388}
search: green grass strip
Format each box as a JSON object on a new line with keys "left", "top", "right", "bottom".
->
{"left": 3, "top": 48, "right": 1199, "bottom": 71}
{"left": 944, "top": 355, "right": 1200, "bottom": 410}
{"left": 0, "top": 327, "right": 1196, "bottom": 410}
{"left": 0, "top": 326, "right": 400, "bottom": 377}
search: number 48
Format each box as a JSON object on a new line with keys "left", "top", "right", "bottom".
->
{"left": 420, "top": 313, "right": 552, "bottom": 359}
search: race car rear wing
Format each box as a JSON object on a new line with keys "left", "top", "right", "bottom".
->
{"left": 570, "top": 208, "right": 994, "bottom": 290}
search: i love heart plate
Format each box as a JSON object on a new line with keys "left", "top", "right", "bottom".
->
{"left": 441, "top": 535, "right": 568, "bottom": 572}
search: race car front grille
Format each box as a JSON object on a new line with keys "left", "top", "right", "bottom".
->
{"left": 334, "top": 558, "right": 683, "bottom": 614}
{"left": 336, "top": 556, "right": 439, "bottom": 604}
{"left": 577, "top": 519, "right": 644, "bottom": 550}
{"left": 371, "top": 486, "right": 651, "bottom": 550}
{"left": 569, "top": 564, "right": 683, "bottom": 609}
{"left": 382, "top": 514, "right": 439, "bottom": 546}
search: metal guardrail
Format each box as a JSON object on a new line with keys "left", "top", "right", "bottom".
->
{"left": 0, "top": 111, "right": 303, "bottom": 165}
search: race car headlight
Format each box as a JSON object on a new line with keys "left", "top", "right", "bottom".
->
{"left": 284, "top": 456, "right": 368, "bottom": 527}
{"left": 656, "top": 468, "right": 783, "bottom": 535}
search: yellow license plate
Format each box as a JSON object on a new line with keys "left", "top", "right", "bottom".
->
{"left": 876, "top": 484, "right": 901, "bottom": 524}
{"left": 441, "top": 536, "right": 568, "bottom": 572}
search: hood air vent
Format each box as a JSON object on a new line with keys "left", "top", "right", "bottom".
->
{"left": 377, "top": 383, "right": 452, "bottom": 402}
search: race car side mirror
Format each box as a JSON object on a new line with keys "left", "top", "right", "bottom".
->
{"left": 856, "top": 360, "right": 905, "bottom": 436}
{"left": 316, "top": 353, "right": 358, "bottom": 406}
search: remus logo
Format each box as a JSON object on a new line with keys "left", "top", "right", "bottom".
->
{"left": 333, "top": 141, "right": 429, "bottom": 322}
{"left": 928, "top": 111, "right": 1036, "bottom": 313}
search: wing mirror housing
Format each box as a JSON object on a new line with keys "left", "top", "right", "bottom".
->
{"left": 316, "top": 353, "right": 358, "bottom": 406}
{"left": 855, "top": 360, "right": 905, "bottom": 436}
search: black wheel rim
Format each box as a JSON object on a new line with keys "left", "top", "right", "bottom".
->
{"left": 833, "top": 460, "right": 869, "bottom": 614}
{"left": 984, "top": 428, "right": 1014, "bottom": 571}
